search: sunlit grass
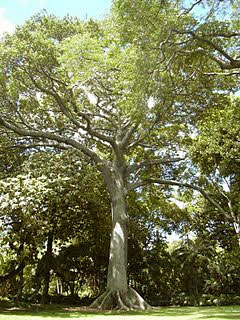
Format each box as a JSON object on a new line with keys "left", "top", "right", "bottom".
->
{"left": 0, "top": 305, "right": 240, "bottom": 320}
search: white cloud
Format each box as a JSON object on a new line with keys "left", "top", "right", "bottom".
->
{"left": 0, "top": 8, "right": 15, "bottom": 36}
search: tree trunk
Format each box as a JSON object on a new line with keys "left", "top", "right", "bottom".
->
{"left": 233, "top": 220, "right": 240, "bottom": 248}
{"left": 16, "top": 269, "right": 24, "bottom": 301}
{"left": 41, "top": 230, "right": 54, "bottom": 305}
{"left": 91, "top": 170, "right": 150, "bottom": 310}
{"left": 107, "top": 183, "right": 128, "bottom": 292}
{"left": 41, "top": 270, "right": 51, "bottom": 304}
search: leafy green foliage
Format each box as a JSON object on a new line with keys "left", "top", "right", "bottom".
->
{"left": 0, "top": 150, "right": 111, "bottom": 299}
{"left": 0, "top": 0, "right": 239, "bottom": 307}
{"left": 190, "top": 96, "right": 240, "bottom": 176}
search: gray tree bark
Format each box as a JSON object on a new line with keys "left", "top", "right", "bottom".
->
{"left": 90, "top": 162, "right": 151, "bottom": 310}
{"left": 233, "top": 221, "right": 240, "bottom": 248}
{"left": 107, "top": 182, "right": 128, "bottom": 291}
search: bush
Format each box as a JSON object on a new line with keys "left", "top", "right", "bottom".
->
{"left": 199, "top": 294, "right": 215, "bottom": 306}
{"left": 171, "top": 292, "right": 197, "bottom": 306}
{"left": 50, "top": 294, "right": 80, "bottom": 305}
{"left": 199, "top": 294, "right": 240, "bottom": 306}
{"left": 147, "top": 294, "right": 171, "bottom": 306}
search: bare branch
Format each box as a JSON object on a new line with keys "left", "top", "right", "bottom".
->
{"left": 1, "top": 143, "right": 69, "bottom": 151}
{"left": 200, "top": 71, "right": 240, "bottom": 76}
{"left": 91, "top": 112, "right": 117, "bottom": 128}
{"left": 21, "top": 67, "right": 115, "bottom": 146}
{"left": 82, "top": 112, "right": 114, "bottom": 145}
{"left": 179, "top": 0, "right": 204, "bottom": 17}
{"left": 119, "top": 121, "right": 141, "bottom": 150}
{"left": 128, "top": 156, "right": 186, "bottom": 174}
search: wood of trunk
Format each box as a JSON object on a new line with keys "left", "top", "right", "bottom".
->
{"left": 90, "top": 287, "right": 151, "bottom": 310}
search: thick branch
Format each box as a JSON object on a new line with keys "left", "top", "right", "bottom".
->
{"left": 0, "top": 117, "right": 102, "bottom": 165}
{"left": 173, "top": 29, "right": 240, "bottom": 70}
{"left": 81, "top": 112, "right": 114, "bottom": 145}
{"left": 180, "top": 30, "right": 234, "bottom": 61}
{"left": 23, "top": 69, "right": 78, "bottom": 122}
{"left": 128, "top": 157, "right": 186, "bottom": 174}
{"left": 2, "top": 143, "right": 69, "bottom": 151}
{"left": 210, "top": 56, "right": 240, "bottom": 70}
{"left": 207, "top": 32, "right": 240, "bottom": 38}
{"left": 119, "top": 121, "right": 140, "bottom": 150}
{"left": 200, "top": 71, "right": 240, "bottom": 76}
{"left": 128, "top": 178, "right": 232, "bottom": 220}
{"left": 24, "top": 69, "right": 115, "bottom": 145}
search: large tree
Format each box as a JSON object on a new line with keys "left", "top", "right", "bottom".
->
{"left": 0, "top": 4, "right": 236, "bottom": 308}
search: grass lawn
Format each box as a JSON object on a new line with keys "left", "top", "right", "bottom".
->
{"left": 0, "top": 305, "right": 240, "bottom": 320}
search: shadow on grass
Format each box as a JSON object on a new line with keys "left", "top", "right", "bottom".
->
{"left": 0, "top": 306, "right": 182, "bottom": 318}
{"left": 194, "top": 306, "right": 240, "bottom": 320}
{"left": 0, "top": 305, "right": 240, "bottom": 319}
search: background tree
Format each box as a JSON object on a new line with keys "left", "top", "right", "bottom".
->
{"left": 189, "top": 95, "right": 240, "bottom": 246}
{"left": 0, "top": 150, "right": 111, "bottom": 303}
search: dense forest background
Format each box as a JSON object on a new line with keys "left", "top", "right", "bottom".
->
{"left": 0, "top": 0, "right": 240, "bottom": 309}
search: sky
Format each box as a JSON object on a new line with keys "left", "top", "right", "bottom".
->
{"left": 0, "top": 0, "right": 112, "bottom": 35}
